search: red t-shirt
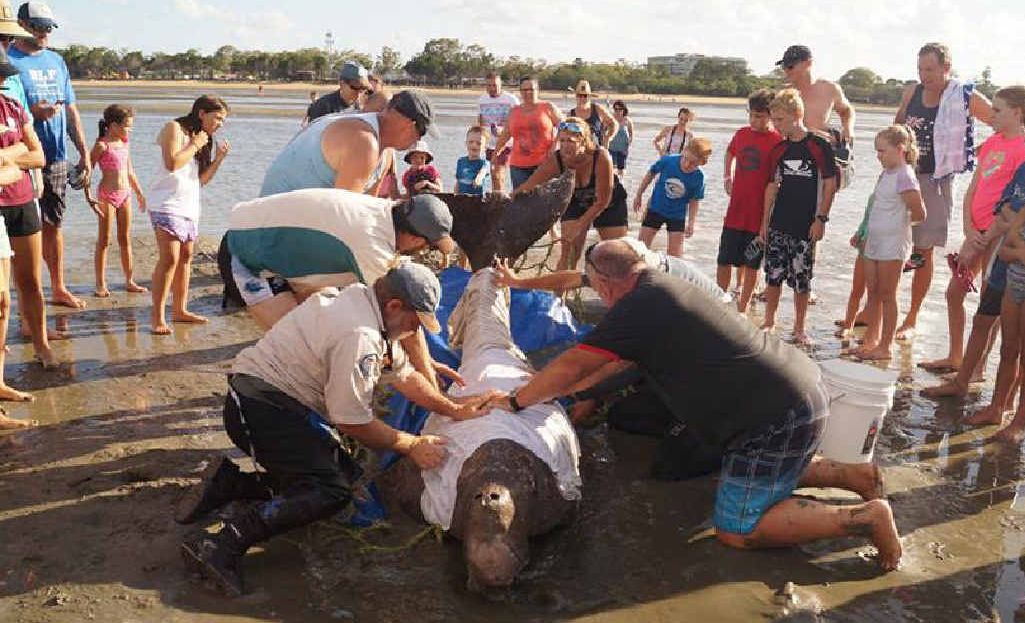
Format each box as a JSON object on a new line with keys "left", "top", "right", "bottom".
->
{"left": 0, "top": 95, "right": 32, "bottom": 207}
{"left": 724, "top": 126, "right": 783, "bottom": 232}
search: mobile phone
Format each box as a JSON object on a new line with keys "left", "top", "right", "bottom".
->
{"left": 53, "top": 99, "right": 65, "bottom": 105}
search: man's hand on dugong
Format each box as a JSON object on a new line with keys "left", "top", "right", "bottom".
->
{"left": 432, "top": 361, "right": 466, "bottom": 387}
{"left": 409, "top": 435, "right": 448, "bottom": 470}
{"left": 449, "top": 390, "right": 504, "bottom": 421}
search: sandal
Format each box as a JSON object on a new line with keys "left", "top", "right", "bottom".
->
{"left": 903, "top": 252, "right": 925, "bottom": 273}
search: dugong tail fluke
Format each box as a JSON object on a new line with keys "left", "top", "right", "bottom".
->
{"left": 441, "top": 171, "right": 574, "bottom": 271}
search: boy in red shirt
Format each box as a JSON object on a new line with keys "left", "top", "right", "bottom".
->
{"left": 718, "top": 89, "right": 782, "bottom": 312}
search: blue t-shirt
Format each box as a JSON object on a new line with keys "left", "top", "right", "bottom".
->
{"left": 8, "top": 47, "right": 75, "bottom": 163}
{"left": 647, "top": 155, "right": 705, "bottom": 219}
{"left": 455, "top": 156, "right": 491, "bottom": 196}
{"left": 988, "top": 163, "right": 1025, "bottom": 290}
{"left": 1, "top": 75, "right": 30, "bottom": 117}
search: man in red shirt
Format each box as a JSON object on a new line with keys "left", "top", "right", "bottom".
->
{"left": 718, "top": 89, "right": 782, "bottom": 312}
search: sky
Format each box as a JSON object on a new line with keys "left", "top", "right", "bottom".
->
{"left": 42, "top": 0, "right": 1025, "bottom": 84}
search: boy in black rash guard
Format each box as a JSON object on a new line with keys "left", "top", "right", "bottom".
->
{"left": 759, "top": 88, "right": 837, "bottom": 345}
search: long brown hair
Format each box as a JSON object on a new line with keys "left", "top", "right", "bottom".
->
{"left": 175, "top": 95, "right": 229, "bottom": 174}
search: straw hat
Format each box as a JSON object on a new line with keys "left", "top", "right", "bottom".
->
{"left": 574, "top": 80, "right": 592, "bottom": 97}
{"left": 0, "top": 1, "right": 32, "bottom": 38}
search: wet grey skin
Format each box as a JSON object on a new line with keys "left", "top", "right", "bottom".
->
{"left": 377, "top": 267, "right": 577, "bottom": 591}
{"left": 379, "top": 439, "right": 573, "bottom": 591}
{"left": 441, "top": 170, "right": 574, "bottom": 270}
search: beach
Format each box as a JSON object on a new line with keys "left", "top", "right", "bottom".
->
{"left": 0, "top": 85, "right": 1022, "bottom": 622}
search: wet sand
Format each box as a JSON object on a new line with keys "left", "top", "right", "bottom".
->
{"left": 0, "top": 231, "right": 1023, "bottom": 622}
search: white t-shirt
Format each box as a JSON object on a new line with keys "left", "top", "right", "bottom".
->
{"left": 233, "top": 285, "right": 413, "bottom": 427}
{"left": 864, "top": 164, "right": 920, "bottom": 262}
{"left": 478, "top": 92, "right": 520, "bottom": 149}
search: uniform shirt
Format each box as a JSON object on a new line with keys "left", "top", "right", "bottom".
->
{"left": 234, "top": 285, "right": 414, "bottom": 427}
{"left": 226, "top": 188, "right": 399, "bottom": 292}
{"left": 306, "top": 90, "right": 359, "bottom": 123}
{"left": 646, "top": 155, "right": 705, "bottom": 219}
{"left": 767, "top": 133, "right": 837, "bottom": 240}
{"left": 8, "top": 46, "right": 74, "bottom": 163}
{"left": 725, "top": 126, "right": 783, "bottom": 233}
{"left": 578, "top": 269, "right": 822, "bottom": 447}
{"left": 455, "top": 156, "right": 491, "bottom": 196}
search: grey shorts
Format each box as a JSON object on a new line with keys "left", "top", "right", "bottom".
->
{"left": 912, "top": 174, "right": 953, "bottom": 249}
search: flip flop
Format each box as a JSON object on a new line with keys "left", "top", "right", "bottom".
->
{"left": 903, "top": 252, "right": 925, "bottom": 273}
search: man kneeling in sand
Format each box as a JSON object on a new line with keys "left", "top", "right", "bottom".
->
{"left": 487, "top": 241, "right": 902, "bottom": 569}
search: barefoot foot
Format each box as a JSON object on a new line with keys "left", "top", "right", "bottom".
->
{"left": 993, "top": 425, "right": 1025, "bottom": 444}
{"left": 895, "top": 324, "right": 915, "bottom": 341}
{"left": 856, "top": 347, "right": 892, "bottom": 361}
{"left": 151, "top": 323, "right": 172, "bottom": 335}
{"left": 917, "top": 357, "right": 961, "bottom": 373}
{"left": 920, "top": 380, "right": 968, "bottom": 399}
{"left": 49, "top": 290, "right": 86, "bottom": 309}
{"left": 34, "top": 349, "right": 59, "bottom": 370}
{"left": 0, "top": 412, "right": 36, "bottom": 430}
{"left": 126, "top": 281, "right": 148, "bottom": 293}
{"left": 94, "top": 287, "right": 110, "bottom": 298}
{"left": 863, "top": 499, "right": 902, "bottom": 571}
{"left": 964, "top": 405, "right": 1006, "bottom": 426}
{"left": 0, "top": 384, "right": 34, "bottom": 402}
{"left": 172, "top": 311, "right": 209, "bottom": 324}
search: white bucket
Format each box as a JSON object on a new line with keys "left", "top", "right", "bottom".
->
{"left": 816, "top": 359, "right": 898, "bottom": 463}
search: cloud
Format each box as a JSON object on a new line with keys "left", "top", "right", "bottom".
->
{"left": 173, "top": 0, "right": 225, "bottom": 19}
{"left": 171, "top": 0, "right": 294, "bottom": 48}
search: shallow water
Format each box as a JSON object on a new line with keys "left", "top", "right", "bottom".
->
{"left": 1, "top": 86, "right": 1022, "bottom": 622}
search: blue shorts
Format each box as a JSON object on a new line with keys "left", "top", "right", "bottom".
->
{"left": 610, "top": 150, "right": 628, "bottom": 170}
{"left": 712, "top": 383, "right": 829, "bottom": 535}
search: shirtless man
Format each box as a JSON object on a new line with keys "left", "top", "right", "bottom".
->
{"left": 776, "top": 45, "right": 855, "bottom": 143}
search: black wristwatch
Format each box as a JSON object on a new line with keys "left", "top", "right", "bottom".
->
{"left": 508, "top": 392, "right": 525, "bottom": 412}
{"left": 816, "top": 213, "right": 830, "bottom": 223}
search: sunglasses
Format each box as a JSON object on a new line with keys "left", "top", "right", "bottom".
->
{"left": 414, "top": 119, "right": 427, "bottom": 138}
{"left": 584, "top": 242, "right": 612, "bottom": 279}
{"left": 558, "top": 121, "right": 585, "bottom": 134}
{"left": 27, "top": 21, "right": 53, "bottom": 34}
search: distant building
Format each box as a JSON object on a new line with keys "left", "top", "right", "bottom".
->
{"left": 647, "top": 53, "right": 747, "bottom": 76}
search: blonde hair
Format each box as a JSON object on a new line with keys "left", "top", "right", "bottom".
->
{"left": 685, "top": 136, "right": 713, "bottom": 166}
{"left": 769, "top": 88, "right": 804, "bottom": 117}
{"left": 559, "top": 116, "right": 596, "bottom": 152}
{"left": 466, "top": 125, "right": 487, "bottom": 140}
{"left": 876, "top": 125, "right": 920, "bottom": 165}
{"left": 995, "top": 86, "right": 1025, "bottom": 124}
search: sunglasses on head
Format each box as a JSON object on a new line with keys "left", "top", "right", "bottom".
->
{"left": 558, "top": 121, "right": 584, "bottom": 134}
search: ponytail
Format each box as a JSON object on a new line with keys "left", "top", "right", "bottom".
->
{"left": 174, "top": 95, "right": 229, "bottom": 175}
{"left": 876, "top": 124, "right": 919, "bottom": 166}
{"left": 99, "top": 103, "right": 133, "bottom": 141}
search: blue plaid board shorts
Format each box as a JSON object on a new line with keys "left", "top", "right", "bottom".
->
{"left": 713, "top": 381, "right": 830, "bottom": 535}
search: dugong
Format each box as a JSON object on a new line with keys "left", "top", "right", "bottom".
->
{"left": 377, "top": 269, "right": 581, "bottom": 590}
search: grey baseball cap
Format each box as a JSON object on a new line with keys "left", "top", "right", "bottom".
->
{"left": 390, "top": 90, "right": 438, "bottom": 138}
{"left": 17, "top": 1, "right": 56, "bottom": 29}
{"left": 338, "top": 61, "right": 370, "bottom": 88}
{"left": 405, "top": 194, "right": 455, "bottom": 254}
{"left": 776, "top": 45, "right": 812, "bottom": 67}
{"left": 384, "top": 261, "right": 442, "bottom": 333}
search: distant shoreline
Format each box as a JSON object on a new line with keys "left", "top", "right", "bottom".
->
{"left": 71, "top": 79, "right": 898, "bottom": 113}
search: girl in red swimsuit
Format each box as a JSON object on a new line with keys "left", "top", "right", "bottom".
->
{"left": 86, "top": 104, "right": 147, "bottom": 297}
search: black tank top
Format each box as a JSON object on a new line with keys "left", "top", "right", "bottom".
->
{"left": 566, "top": 103, "right": 605, "bottom": 147}
{"left": 905, "top": 85, "right": 938, "bottom": 175}
{"left": 557, "top": 150, "right": 600, "bottom": 212}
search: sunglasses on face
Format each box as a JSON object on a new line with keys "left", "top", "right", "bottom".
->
{"left": 345, "top": 82, "right": 370, "bottom": 93}
{"left": 28, "top": 22, "right": 52, "bottom": 34}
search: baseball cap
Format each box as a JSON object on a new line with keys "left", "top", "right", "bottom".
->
{"left": 404, "top": 194, "right": 455, "bottom": 254}
{"left": 775, "top": 45, "right": 811, "bottom": 68}
{"left": 383, "top": 261, "right": 442, "bottom": 333}
{"left": 17, "top": 1, "right": 57, "bottom": 30}
{"left": 338, "top": 61, "right": 370, "bottom": 89}
{"left": 390, "top": 90, "right": 438, "bottom": 138}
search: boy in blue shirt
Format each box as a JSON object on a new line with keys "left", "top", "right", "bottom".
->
{"left": 454, "top": 125, "right": 491, "bottom": 196}
{"left": 633, "top": 137, "right": 712, "bottom": 257}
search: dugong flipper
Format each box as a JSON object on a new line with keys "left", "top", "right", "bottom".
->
{"left": 441, "top": 171, "right": 574, "bottom": 270}
{"left": 376, "top": 269, "right": 581, "bottom": 590}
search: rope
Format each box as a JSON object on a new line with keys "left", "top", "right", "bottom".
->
{"left": 318, "top": 520, "right": 444, "bottom": 555}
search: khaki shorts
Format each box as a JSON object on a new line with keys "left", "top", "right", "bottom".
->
{"left": 912, "top": 174, "right": 954, "bottom": 249}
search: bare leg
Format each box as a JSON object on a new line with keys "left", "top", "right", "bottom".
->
{"left": 666, "top": 231, "right": 684, "bottom": 258}
{"left": 856, "top": 259, "right": 882, "bottom": 352}
{"left": 150, "top": 230, "right": 180, "bottom": 334}
{"left": 921, "top": 314, "right": 998, "bottom": 398}
{"left": 597, "top": 225, "right": 628, "bottom": 241}
{"left": 638, "top": 225, "right": 657, "bottom": 250}
{"left": 858, "top": 260, "right": 902, "bottom": 360}
{"left": 761, "top": 285, "right": 781, "bottom": 331}
{"left": 738, "top": 266, "right": 758, "bottom": 313}
{"left": 115, "top": 200, "right": 146, "bottom": 292}
{"left": 247, "top": 292, "right": 299, "bottom": 331}
{"left": 491, "top": 163, "right": 508, "bottom": 194}
{"left": 716, "top": 498, "right": 901, "bottom": 571}
{"left": 897, "top": 245, "right": 933, "bottom": 339}
{"left": 966, "top": 292, "right": 1018, "bottom": 424}
{"left": 0, "top": 258, "right": 33, "bottom": 403}
{"left": 716, "top": 264, "right": 733, "bottom": 293}
{"left": 42, "top": 222, "right": 84, "bottom": 308}
{"left": 94, "top": 202, "right": 113, "bottom": 297}
{"left": 171, "top": 239, "right": 207, "bottom": 324}
{"left": 557, "top": 219, "right": 584, "bottom": 272}
{"left": 10, "top": 233, "right": 58, "bottom": 367}
{"left": 836, "top": 254, "right": 866, "bottom": 338}
{"left": 994, "top": 304, "right": 1025, "bottom": 443}
{"left": 797, "top": 455, "right": 883, "bottom": 500}
{"left": 792, "top": 291, "right": 810, "bottom": 344}
{"left": 920, "top": 277, "right": 966, "bottom": 371}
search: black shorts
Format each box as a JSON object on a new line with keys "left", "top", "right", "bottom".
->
{"left": 717, "top": 227, "right": 761, "bottom": 269}
{"left": 0, "top": 200, "right": 41, "bottom": 237}
{"left": 609, "top": 150, "right": 628, "bottom": 170}
{"left": 977, "top": 283, "right": 1004, "bottom": 317}
{"left": 642, "top": 210, "right": 686, "bottom": 233}
{"left": 562, "top": 184, "right": 628, "bottom": 229}
{"left": 40, "top": 161, "right": 68, "bottom": 227}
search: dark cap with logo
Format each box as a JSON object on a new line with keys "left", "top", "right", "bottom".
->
{"left": 390, "top": 90, "right": 437, "bottom": 138}
{"left": 775, "top": 45, "right": 812, "bottom": 67}
{"left": 383, "top": 261, "right": 442, "bottom": 334}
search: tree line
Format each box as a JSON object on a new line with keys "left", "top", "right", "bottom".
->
{"left": 54, "top": 39, "right": 1000, "bottom": 105}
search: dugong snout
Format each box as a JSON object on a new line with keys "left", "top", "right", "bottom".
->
{"left": 465, "top": 482, "right": 528, "bottom": 590}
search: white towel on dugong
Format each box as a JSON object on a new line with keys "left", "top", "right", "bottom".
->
{"left": 418, "top": 270, "right": 582, "bottom": 530}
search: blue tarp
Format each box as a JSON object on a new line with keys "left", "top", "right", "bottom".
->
{"left": 351, "top": 267, "right": 590, "bottom": 525}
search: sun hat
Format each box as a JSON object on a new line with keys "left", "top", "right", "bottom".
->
{"left": 574, "top": 80, "right": 592, "bottom": 97}
{"left": 0, "top": 1, "right": 32, "bottom": 37}
{"left": 403, "top": 140, "right": 434, "bottom": 164}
